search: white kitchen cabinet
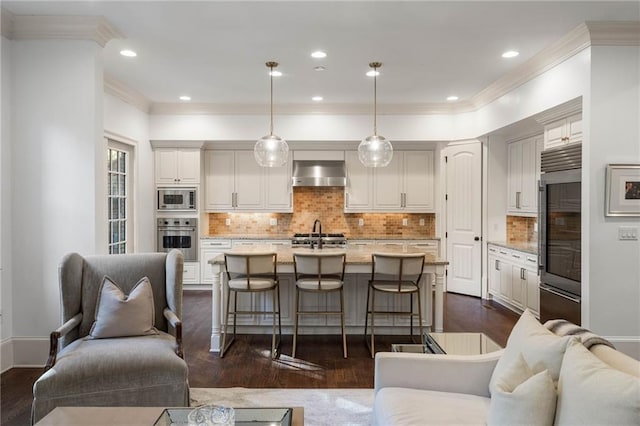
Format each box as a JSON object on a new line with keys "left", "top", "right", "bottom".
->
{"left": 182, "top": 261, "right": 200, "bottom": 285}
{"left": 346, "top": 150, "right": 435, "bottom": 213}
{"left": 204, "top": 151, "right": 291, "bottom": 212}
{"left": 374, "top": 151, "right": 435, "bottom": 212}
{"left": 344, "top": 151, "right": 373, "bottom": 211}
{"left": 543, "top": 113, "right": 582, "bottom": 151}
{"left": 507, "top": 135, "right": 541, "bottom": 216}
{"left": 200, "top": 239, "right": 232, "bottom": 283}
{"left": 487, "top": 244, "right": 539, "bottom": 318}
{"left": 155, "top": 148, "right": 201, "bottom": 185}
{"left": 204, "top": 151, "right": 263, "bottom": 211}
{"left": 265, "top": 156, "right": 293, "bottom": 211}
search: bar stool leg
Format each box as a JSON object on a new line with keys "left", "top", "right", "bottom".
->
{"left": 410, "top": 292, "right": 414, "bottom": 341}
{"left": 340, "top": 287, "right": 347, "bottom": 358}
{"left": 220, "top": 288, "right": 233, "bottom": 358}
{"left": 370, "top": 289, "right": 376, "bottom": 358}
{"left": 293, "top": 286, "right": 300, "bottom": 358}
{"left": 364, "top": 284, "right": 371, "bottom": 339}
{"left": 417, "top": 286, "right": 424, "bottom": 345}
{"left": 271, "top": 287, "right": 277, "bottom": 359}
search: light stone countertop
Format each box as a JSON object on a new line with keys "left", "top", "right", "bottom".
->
{"left": 208, "top": 244, "right": 448, "bottom": 266}
{"left": 201, "top": 234, "right": 439, "bottom": 241}
{"left": 488, "top": 240, "right": 538, "bottom": 255}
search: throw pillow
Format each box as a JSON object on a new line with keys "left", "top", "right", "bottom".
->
{"left": 487, "top": 353, "right": 557, "bottom": 426}
{"left": 489, "top": 309, "right": 572, "bottom": 395}
{"left": 554, "top": 339, "right": 640, "bottom": 425}
{"left": 89, "top": 276, "right": 158, "bottom": 338}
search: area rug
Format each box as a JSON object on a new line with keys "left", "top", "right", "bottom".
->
{"left": 190, "top": 387, "right": 374, "bottom": 426}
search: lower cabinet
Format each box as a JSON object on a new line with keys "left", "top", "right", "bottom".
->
{"left": 487, "top": 244, "right": 539, "bottom": 317}
{"left": 183, "top": 262, "right": 200, "bottom": 285}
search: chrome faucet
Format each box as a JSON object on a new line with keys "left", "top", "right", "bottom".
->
{"left": 310, "top": 219, "right": 323, "bottom": 249}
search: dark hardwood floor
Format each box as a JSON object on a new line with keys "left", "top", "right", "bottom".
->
{"left": 1, "top": 291, "right": 517, "bottom": 426}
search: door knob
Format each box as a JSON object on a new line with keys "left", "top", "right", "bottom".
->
{"left": 474, "top": 236, "right": 480, "bottom": 241}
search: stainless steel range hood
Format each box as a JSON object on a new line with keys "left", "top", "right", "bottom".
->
{"left": 292, "top": 160, "right": 347, "bottom": 187}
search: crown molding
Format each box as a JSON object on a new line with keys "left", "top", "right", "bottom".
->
{"left": 104, "top": 74, "right": 151, "bottom": 113}
{"left": 148, "top": 100, "right": 476, "bottom": 116}
{"left": 8, "top": 14, "right": 123, "bottom": 47}
{"left": 586, "top": 21, "right": 640, "bottom": 46}
{"left": 534, "top": 97, "right": 582, "bottom": 125}
{"left": 470, "top": 23, "right": 591, "bottom": 109}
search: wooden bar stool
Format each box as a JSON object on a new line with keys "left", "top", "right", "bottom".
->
{"left": 221, "top": 252, "right": 281, "bottom": 359}
{"left": 292, "top": 251, "right": 347, "bottom": 358}
{"left": 364, "top": 252, "right": 426, "bottom": 358}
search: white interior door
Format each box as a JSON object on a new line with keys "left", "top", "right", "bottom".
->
{"left": 445, "top": 142, "right": 482, "bottom": 297}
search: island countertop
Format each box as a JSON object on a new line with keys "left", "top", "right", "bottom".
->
{"left": 208, "top": 244, "right": 448, "bottom": 266}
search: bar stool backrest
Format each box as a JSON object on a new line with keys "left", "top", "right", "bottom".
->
{"left": 293, "top": 252, "right": 346, "bottom": 284}
{"left": 224, "top": 253, "right": 277, "bottom": 288}
{"left": 371, "top": 253, "right": 426, "bottom": 290}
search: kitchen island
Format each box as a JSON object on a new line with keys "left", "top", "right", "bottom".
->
{"left": 208, "top": 245, "right": 448, "bottom": 353}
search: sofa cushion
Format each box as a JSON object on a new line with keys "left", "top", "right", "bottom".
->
{"left": 373, "top": 387, "right": 490, "bottom": 425}
{"left": 487, "top": 353, "right": 556, "bottom": 426}
{"left": 554, "top": 339, "right": 640, "bottom": 426}
{"left": 490, "top": 309, "right": 572, "bottom": 395}
{"left": 89, "top": 276, "right": 158, "bottom": 338}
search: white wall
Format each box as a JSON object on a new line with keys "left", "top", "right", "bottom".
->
{"left": 11, "top": 39, "right": 103, "bottom": 354}
{"left": 584, "top": 45, "right": 640, "bottom": 352}
{"left": 104, "top": 93, "right": 154, "bottom": 253}
{"left": 1, "top": 35, "right": 14, "bottom": 371}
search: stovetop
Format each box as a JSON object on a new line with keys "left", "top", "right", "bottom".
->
{"left": 291, "top": 233, "right": 347, "bottom": 245}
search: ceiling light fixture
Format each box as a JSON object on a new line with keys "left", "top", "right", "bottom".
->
{"left": 502, "top": 50, "right": 519, "bottom": 58}
{"left": 358, "top": 62, "right": 393, "bottom": 168}
{"left": 254, "top": 61, "right": 289, "bottom": 168}
{"left": 119, "top": 49, "right": 137, "bottom": 57}
{"left": 311, "top": 51, "right": 327, "bottom": 58}
{"left": 179, "top": 95, "right": 191, "bottom": 101}
{"left": 446, "top": 95, "right": 459, "bottom": 101}
{"left": 269, "top": 70, "right": 282, "bottom": 77}
{"left": 366, "top": 70, "right": 380, "bottom": 77}
{"left": 314, "top": 66, "right": 326, "bottom": 72}
{"left": 312, "top": 96, "right": 323, "bottom": 101}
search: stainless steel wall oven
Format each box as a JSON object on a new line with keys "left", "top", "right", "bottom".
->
{"left": 157, "top": 218, "right": 198, "bottom": 261}
{"left": 538, "top": 144, "right": 581, "bottom": 325}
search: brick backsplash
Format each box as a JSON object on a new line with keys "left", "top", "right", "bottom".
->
{"left": 208, "top": 187, "right": 435, "bottom": 237}
{"left": 506, "top": 215, "right": 537, "bottom": 243}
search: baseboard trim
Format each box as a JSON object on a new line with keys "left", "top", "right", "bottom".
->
{"left": 2, "top": 337, "right": 48, "bottom": 371}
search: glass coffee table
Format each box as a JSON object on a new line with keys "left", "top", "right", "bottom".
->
{"left": 391, "top": 332, "right": 502, "bottom": 355}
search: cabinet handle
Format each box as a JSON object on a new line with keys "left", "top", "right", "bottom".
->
{"left": 495, "top": 260, "right": 500, "bottom": 271}
{"left": 346, "top": 193, "right": 349, "bottom": 207}
{"left": 521, "top": 268, "right": 525, "bottom": 280}
{"left": 516, "top": 191, "right": 521, "bottom": 209}
{"left": 512, "top": 254, "right": 521, "bottom": 259}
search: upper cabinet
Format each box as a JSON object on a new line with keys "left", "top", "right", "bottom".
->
{"left": 507, "top": 135, "right": 541, "bottom": 216}
{"left": 204, "top": 150, "right": 292, "bottom": 212}
{"left": 345, "top": 150, "right": 435, "bottom": 212}
{"left": 543, "top": 113, "right": 582, "bottom": 151}
{"left": 155, "top": 148, "right": 201, "bottom": 185}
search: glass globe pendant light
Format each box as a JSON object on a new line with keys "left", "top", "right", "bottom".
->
{"left": 254, "top": 61, "right": 289, "bottom": 167}
{"left": 358, "top": 62, "right": 393, "bottom": 167}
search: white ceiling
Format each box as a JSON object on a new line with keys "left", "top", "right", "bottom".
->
{"left": 3, "top": 1, "right": 639, "bottom": 109}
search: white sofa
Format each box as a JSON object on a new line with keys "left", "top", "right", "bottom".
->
{"left": 373, "top": 311, "right": 640, "bottom": 425}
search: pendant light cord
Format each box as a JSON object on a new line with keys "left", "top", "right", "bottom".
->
{"left": 373, "top": 67, "right": 377, "bottom": 136}
{"left": 269, "top": 64, "right": 274, "bottom": 136}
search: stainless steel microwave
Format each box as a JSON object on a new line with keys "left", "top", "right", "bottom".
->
{"left": 157, "top": 187, "right": 196, "bottom": 211}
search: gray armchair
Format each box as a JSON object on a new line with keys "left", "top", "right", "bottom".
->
{"left": 31, "top": 250, "right": 190, "bottom": 424}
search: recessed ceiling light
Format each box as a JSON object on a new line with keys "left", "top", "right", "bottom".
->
{"left": 446, "top": 95, "right": 459, "bottom": 101}
{"left": 119, "top": 49, "right": 137, "bottom": 57}
{"left": 502, "top": 50, "right": 519, "bottom": 58}
{"left": 366, "top": 70, "right": 380, "bottom": 77}
{"left": 269, "top": 70, "right": 282, "bottom": 77}
{"left": 314, "top": 66, "right": 326, "bottom": 72}
{"left": 312, "top": 96, "right": 323, "bottom": 101}
{"left": 179, "top": 95, "right": 191, "bottom": 101}
{"left": 311, "top": 51, "right": 327, "bottom": 59}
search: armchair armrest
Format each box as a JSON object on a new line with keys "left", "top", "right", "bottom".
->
{"left": 45, "top": 313, "right": 82, "bottom": 371}
{"left": 164, "top": 307, "right": 184, "bottom": 359}
{"left": 374, "top": 349, "right": 504, "bottom": 398}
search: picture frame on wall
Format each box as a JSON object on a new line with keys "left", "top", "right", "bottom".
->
{"left": 605, "top": 164, "right": 640, "bottom": 217}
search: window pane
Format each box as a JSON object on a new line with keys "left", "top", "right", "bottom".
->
{"left": 120, "top": 221, "right": 126, "bottom": 239}
{"left": 119, "top": 151, "right": 126, "bottom": 173}
{"left": 110, "top": 150, "right": 118, "bottom": 171}
{"left": 119, "top": 174, "right": 126, "bottom": 196}
{"left": 119, "top": 198, "right": 126, "bottom": 219}
{"left": 110, "top": 174, "right": 117, "bottom": 195}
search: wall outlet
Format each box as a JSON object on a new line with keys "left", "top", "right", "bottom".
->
{"left": 618, "top": 226, "right": 638, "bottom": 240}
{"left": 270, "top": 218, "right": 278, "bottom": 226}
{"left": 358, "top": 218, "right": 364, "bottom": 226}
{"left": 534, "top": 222, "right": 538, "bottom": 233}
{"left": 225, "top": 218, "right": 231, "bottom": 226}
{"left": 419, "top": 219, "right": 425, "bottom": 226}
{"left": 402, "top": 218, "right": 408, "bottom": 226}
